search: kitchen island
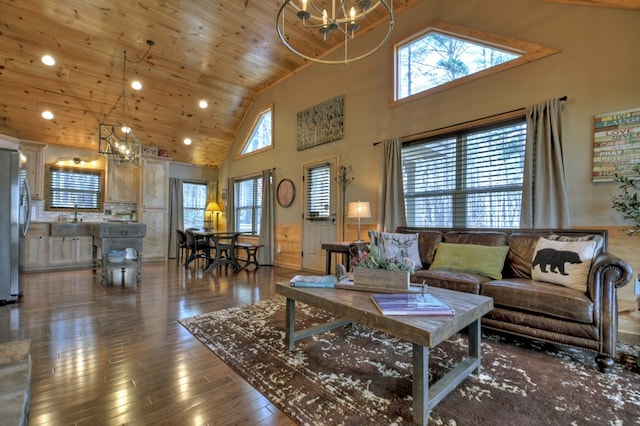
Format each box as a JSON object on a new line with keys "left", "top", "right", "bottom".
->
{"left": 89, "top": 223, "right": 146, "bottom": 285}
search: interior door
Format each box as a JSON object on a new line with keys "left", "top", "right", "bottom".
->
{"left": 302, "top": 158, "right": 338, "bottom": 272}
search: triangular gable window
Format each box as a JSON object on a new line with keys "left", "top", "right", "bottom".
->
{"left": 393, "top": 22, "right": 559, "bottom": 104}
{"left": 240, "top": 107, "right": 273, "bottom": 156}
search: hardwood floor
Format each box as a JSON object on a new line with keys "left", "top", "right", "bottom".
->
{"left": 0, "top": 262, "right": 298, "bottom": 426}
{"left": 1, "top": 262, "right": 638, "bottom": 425}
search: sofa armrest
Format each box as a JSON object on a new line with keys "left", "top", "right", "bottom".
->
{"left": 589, "top": 251, "right": 633, "bottom": 292}
{"left": 587, "top": 251, "right": 633, "bottom": 357}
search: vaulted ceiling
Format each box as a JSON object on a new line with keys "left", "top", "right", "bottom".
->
{"left": 0, "top": 0, "right": 636, "bottom": 167}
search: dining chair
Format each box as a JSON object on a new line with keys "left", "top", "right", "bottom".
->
{"left": 176, "top": 230, "right": 188, "bottom": 266}
{"left": 185, "top": 230, "right": 215, "bottom": 269}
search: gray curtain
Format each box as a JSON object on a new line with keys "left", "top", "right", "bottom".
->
{"left": 379, "top": 138, "right": 407, "bottom": 232}
{"left": 521, "top": 98, "right": 571, "bottom": 228}
{"left": 167, "top": 178, "right": 184, "bottom": 259}
{"left": 258, "top": 169, "right": 274, "bottom": 265}
{"left": 226, "top": 177, "right": 235, "bottom": 231}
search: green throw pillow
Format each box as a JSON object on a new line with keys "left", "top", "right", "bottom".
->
{"left": 430, "top": 243, "right": 510, "bottom": 279}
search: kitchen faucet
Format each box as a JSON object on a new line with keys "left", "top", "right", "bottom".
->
{"left": 73, "top": 204, "right": 78, "bottom": 222}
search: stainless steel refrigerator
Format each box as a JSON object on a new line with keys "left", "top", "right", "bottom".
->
{"left": 0, "top": 143, "right": 31, "bottom": 304}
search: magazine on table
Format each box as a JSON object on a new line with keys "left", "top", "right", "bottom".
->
{"left": 289, "top": 275, "right": 337, "bottom": 288}
{"left": 370, "top": 293, "right": 455, "bottom": 316}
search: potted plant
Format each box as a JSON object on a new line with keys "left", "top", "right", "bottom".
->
{"left": 352, "top": 234, "right": 416, "bottom": 290}
{"left": 611, "top": 163, "right": 640, "bottom": 236}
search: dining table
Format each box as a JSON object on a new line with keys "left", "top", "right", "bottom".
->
{"left": 192, "top": 230, "right": 246, "bottom": 273}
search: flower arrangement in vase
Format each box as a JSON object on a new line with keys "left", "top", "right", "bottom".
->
{"left": 355, "top": 241, "right": 415, "bottom": 273}
{"left": 351, "top": 232, "right": 415, "bottom": 290}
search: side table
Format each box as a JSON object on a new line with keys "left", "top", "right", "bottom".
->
{"left": 321, "top": 241, "right": 368, "bottom": 274}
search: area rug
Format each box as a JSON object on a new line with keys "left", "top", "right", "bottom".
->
{"left": 179, "top": 298, "right": 640, "bottom": 425}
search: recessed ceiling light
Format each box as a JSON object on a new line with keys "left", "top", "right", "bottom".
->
{"left": 183, "top": 138, "right": 192, "bottom": 145}
{"left": 199, "top": 100, "right": 208, "bottom": 109}
{"left": 41, "top": 55, "right": 55, "bottom": 66}
{"left": 41, "top": 110, "right": 54, "bottom": 120}
{"left": 131, "top": 80, "right": 142, "bottom": 90}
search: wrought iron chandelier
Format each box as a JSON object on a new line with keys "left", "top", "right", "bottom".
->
{"left": 276, "top": 0, "right": 394, "bottom": 65}
{"left": 98, "top": 40, "right": 154, "bottom": 166}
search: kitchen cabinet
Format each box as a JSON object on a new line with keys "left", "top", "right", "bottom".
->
{"left": 141, "top": 156, "right": 169, "bottom": 209}
{"left": 19, "top": 224, "right": 48, "bottom": 270}
{"left": 106, "top": 160, "right": 139, "bottom": 203}
{"left": 47, "top": 236, "right": 93, "bottom": 266}
{"left": 139, "top": 209, "right": 166, "bottom": 261}
{"left": 20, "top": 223, "right": 94, "bottom": 272}
{"left": 19, "top": 141, "right": 47, "bottom": 200}
{"left": 139, "top": 156, "right": 170, "bottom": 262}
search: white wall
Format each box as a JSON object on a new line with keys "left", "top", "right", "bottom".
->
{"left": 169, "top": 162, "right": 217, "bottom": 182}
{"left": 219, "top": 0, "right": 640, "bottom": 229}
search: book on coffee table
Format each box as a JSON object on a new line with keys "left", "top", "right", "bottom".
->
{"left": 371, "top": 293, "right": 455, "bottom": 316}
{"left": 290, "top": 275, "right": 337, "bottom": 288}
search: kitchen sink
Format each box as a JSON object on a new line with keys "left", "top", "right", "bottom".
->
{"left": 49, "top": 222, "right": 94, "bottom": 236}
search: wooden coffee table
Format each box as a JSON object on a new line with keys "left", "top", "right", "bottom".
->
{"left": 275, "top": 283, "right": 494, "bottom": 425}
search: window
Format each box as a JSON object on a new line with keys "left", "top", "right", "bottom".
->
{"left": 397, "top": 30, "right": 519, "bottom": 100}
{"left": 305, "top": 164, "right": 331, "bottom": 220}
{"left": 402, "top": 118, "right": 526, "bottom": 228}
{"left": 46, "top": 165, "right": 104, "bottom": 211}
{"left": 239, "top": 107, "right": 273, "bottom": 156}
{"left": 234, "top": 176, "right": 262, "bottom": 234}
{"left": 183, "top": 182, "right": 208, "bottom": 230}
{"left": 393, "top": 22, "right": 558, "bottom": 104}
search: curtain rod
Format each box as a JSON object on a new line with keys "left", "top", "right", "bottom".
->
{"left": 372, "top": 96, "right": 568, "bottom": 146}
{"left": 232, "top": 167, "right": 275, "bottom": 182}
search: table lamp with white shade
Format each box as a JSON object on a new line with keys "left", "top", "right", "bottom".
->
{"left": 206, "top": 202, "right": 222, "bottom": 229}
{"left": 347, "top": 200, "right": 371, "bottom": 242}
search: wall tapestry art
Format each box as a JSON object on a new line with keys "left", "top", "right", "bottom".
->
{"left": 592, "top": 107, "right": 640, "bottom": 182}
{"left": 297, "top": 95, "right": 344, "bottom": 151}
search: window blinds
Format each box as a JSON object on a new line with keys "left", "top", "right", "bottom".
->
{"left": 306, "top": 164, "right": 331, "bottom": 220}
{"left": 234, "top": 176, "right": 262, "bottom": 234}
{"left": 402, "top": 119, "right": 526, "bottom": 228}
{"left": 48, "top": 167, "right": 102, "bottom": 210}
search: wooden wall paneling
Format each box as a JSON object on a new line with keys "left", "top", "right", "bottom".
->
{"left": 274, "top": 224, "right": 302, "bottom": 270}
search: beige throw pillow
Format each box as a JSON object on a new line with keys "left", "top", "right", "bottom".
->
{"left": 376, "top": 231, "right": 423, "bottom": 269}
{"left": 531, "top": 237, "right": 597, "bottom": 292}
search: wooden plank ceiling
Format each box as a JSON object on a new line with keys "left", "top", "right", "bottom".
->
{"left": 0, "top": 0, "right": 636, "bottom": 167}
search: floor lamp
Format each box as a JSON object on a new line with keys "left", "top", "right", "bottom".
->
{"left": 347, "top": 201, "right": 371, "bottom": 242}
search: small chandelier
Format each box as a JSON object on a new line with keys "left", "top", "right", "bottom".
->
{"left": 99, "top": 40, "right": 154, "bottom": 166}
{"left": 276, "top": 0, "right": 394, "bottom": 65}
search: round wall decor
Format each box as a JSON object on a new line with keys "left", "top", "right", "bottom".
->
{"left": 277, "top": 178, "right": 295, "bottom": 207}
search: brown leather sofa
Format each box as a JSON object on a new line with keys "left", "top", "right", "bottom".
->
{"left": 356, "top": 227, "right": 633, "bottom": 371}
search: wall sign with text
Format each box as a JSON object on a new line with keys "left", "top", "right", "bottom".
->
{"left": 592, "top": 107, "right": 640, "bottom": 182}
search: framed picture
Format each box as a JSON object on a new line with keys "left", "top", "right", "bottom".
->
{"left": 143, "top": 145, "right": 159, "bottom": 156}
{"left": 221, "top": 188, "right": 227, "bottom": 202}
{"left": 297, "top": 95, "right": 344, "bottom": 151}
